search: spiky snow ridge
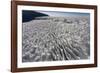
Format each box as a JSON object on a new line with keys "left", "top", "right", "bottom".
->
{"left": 22, "top": 17, "right": 90, "bottom": 62}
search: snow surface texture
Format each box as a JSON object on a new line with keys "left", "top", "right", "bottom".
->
{"left": 22, "top": 16, "right": 90, "bottom": 62}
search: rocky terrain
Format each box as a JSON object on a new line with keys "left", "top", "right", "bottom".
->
{"left": 22, "top": 16, "right": 90, "bottom": 62}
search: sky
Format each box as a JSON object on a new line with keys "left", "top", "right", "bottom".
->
{"left": 36, "top": 10, "right": 90, "bottom": 17}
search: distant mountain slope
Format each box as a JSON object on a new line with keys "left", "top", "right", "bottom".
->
{"left": 22, "top": 10, "right": 48, "bottom": 22}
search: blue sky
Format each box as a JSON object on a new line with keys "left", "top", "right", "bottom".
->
{"left": 36, "top": 10, "right": 90, "bottom": 17}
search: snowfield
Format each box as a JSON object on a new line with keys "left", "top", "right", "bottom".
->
{"left": 22, "top": 16, "right": 90, "bottom": 62}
